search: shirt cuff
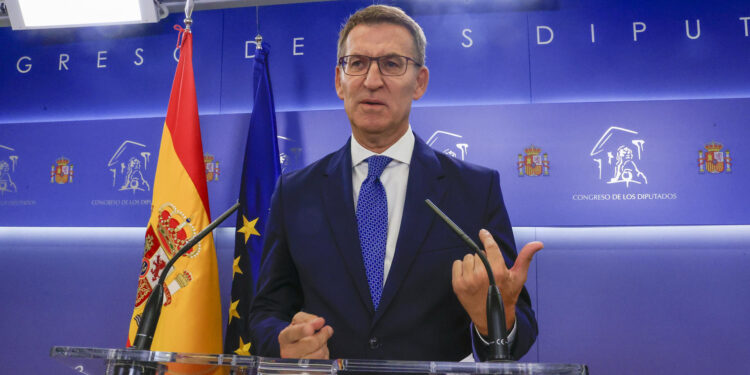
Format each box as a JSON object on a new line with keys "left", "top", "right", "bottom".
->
{"left": 473, "top": 319, "right": 517, "bottom": 347}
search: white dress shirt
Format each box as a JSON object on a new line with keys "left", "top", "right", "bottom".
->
{"left": 351, "top": 126, "right": 414, "bottom": 284}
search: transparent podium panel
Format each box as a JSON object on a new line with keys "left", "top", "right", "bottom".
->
{"left": 51, "top": 346, "right": 588, "bottom": 375}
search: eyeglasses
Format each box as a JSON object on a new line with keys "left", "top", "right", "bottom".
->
{"left": 338, "top": 54, "right": 421, "bottom": 76}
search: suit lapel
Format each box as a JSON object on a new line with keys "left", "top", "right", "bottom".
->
{"left": 373, "top": 136, "right": 447, "bottom": 325}
{"left": 322, "top": 139, "right": 375, "bottom": 313}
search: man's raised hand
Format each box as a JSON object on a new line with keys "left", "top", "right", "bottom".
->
{"left": 452, "top": 229, "right": 543, "bottom": 335}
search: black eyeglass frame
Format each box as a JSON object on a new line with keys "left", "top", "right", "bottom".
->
{"left": 338, "top": 54, "right": 422, "bottom": 76}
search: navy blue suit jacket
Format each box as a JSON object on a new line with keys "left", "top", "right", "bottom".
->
{"left": 248, "top": 135, "right": 537, "bottom": 361}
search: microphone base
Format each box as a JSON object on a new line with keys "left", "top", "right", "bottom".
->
{"left": 486, "top": 286, "right": 511, "bottom": 361}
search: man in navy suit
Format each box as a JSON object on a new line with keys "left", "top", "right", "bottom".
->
{"left": 248, "top": 4, "right": 543, "bottom": 361}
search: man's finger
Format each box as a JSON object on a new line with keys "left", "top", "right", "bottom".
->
{"left": 279, "top": 320, "right": 320, "bottom": 343}
{"left": 297, "top": 325, "right": 334, "bottom": 356}
{"left": 279, "top": 324, "right": 310, "bottom": 344}
{"left": 312, "top": 325, "right": 334, "bottom": 348}
{"left": 452, "top": 259, "right": 462, "bottom": 284}
{"left": 304, "top": 334, "right": 332, "bottom": 360}
{"left": 304, "top": 345, "right": 329, "bottom": 359}
{"left": 278, "top": 326, "right": 297, "bottom": 345}
{"left": 478, "top": 229, "right": 507, "bottom": 271}
{"left": 291, "top": 311, "right": 319, "bottom": 325}
{"left": 511, "top": 241, "right": 544, "bottom": 275}
{"left": 473, "top": 253, "right": 485, "bottom": 275}
{"left": 461, "top": 253, "right": 474, "bottom": 278}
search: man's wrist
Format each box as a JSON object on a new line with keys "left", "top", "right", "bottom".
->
{"left": 473, "top": 319, "right": 517, "bottom": 346}
{"left": 474, "top": 321, "right": 488, "bottom": 337}
{"left": 473, "top": 323, "right": 491, "bottom": 346}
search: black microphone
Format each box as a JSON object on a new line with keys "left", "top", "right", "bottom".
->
{"left": 133, "top": 202, "right": 241, "bottom": 350}
{"left": 424, "top": 199, "right": 511, "bottom": 362}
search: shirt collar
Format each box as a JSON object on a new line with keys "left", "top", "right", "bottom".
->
{"left": 351, "top": 125, "right": 415, "bottom": 167}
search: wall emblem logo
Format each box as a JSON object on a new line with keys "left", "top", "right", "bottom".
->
{"left": 0, "top": 145, "right": 19, "bottom": 194}
{"left": 590, "top": 127, "right": 647, "bottom": 187}
{"left": 107, "top": 140, "right": 151, "bottom": 193}
{"left": 426, "top": 131, "right": 468, "bottom": 160}
{"left": 517, "top": 145, "right": 549, "bottom": 177}
{"left": 50, "top": 156, "right": 74, "bottom": 184}
{"left": 698, "top": 142, "right": 732, "bottom": 174}
{"left": 136, "top": 203, "right": 199, "bottom": 307}
{"left": 204, "top": 153, "right": 220, "bottom": 182}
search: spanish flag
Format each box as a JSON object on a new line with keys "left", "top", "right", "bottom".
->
{"left": 127, "top": 26, "right": 223, "bottom": 355}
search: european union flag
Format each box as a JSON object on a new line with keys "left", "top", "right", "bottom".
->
{"left": 224, "top": 41, "right": 280, "bottom": 356}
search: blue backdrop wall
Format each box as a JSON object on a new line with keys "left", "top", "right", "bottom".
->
{"left": 1, "top": 0, "right": 749, "bottom": 374}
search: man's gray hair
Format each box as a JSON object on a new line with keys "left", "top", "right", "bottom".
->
{"left": 337, "top": 5, "right": 427, "bottom": 66}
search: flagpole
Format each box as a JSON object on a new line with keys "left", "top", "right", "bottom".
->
{"left": 184, "top": 0, "right": 194, "bottom": 31}
{"left": 255, "top": 6, "right": 262, "bottom": 48}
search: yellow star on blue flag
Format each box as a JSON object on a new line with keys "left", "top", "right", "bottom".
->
{"left": 237, "top": 215, "right": 260, "bottom": 243}
{"left": 228, "top": 299, "right": 241, "bottom": 324}
{"left": 232, "top": 256, "right": 243, "bottom": 277}
{"left": 234, "top": 336, "right": 252, "bottom": 356}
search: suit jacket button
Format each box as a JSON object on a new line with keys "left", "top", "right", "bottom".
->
{"left": 369, "top": 337, "right": 380, "bottom": 349}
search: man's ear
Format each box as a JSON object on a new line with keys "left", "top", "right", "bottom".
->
{"left": 413, "top": 66, "right": 429, "bottom": 100}
{"left": 335, "top": 66, "right": 344, "bottom": 100}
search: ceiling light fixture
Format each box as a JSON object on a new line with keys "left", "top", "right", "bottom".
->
{"left": 4, "top": 0, "right": 166, "bottom": 30}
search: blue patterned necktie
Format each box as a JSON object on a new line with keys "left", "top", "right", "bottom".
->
{"left": 356, "top": 155, "right": 392, "bottom": 311}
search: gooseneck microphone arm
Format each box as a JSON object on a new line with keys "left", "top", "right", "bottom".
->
{"left": 132, "top": 202, "right": 241, "bottom": 350}
{"left": 424, "top": 199, "right": 511, "bottom": 362}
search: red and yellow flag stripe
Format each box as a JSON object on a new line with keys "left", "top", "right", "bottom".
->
{"left": 127, "top": 29, "right": 222, "bottom": 356}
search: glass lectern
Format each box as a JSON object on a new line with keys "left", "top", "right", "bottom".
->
{"left": 51, "top": 346, "right": 588, "bottom": 375}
